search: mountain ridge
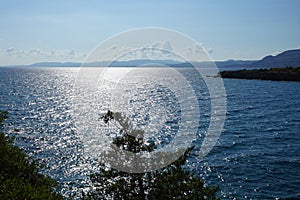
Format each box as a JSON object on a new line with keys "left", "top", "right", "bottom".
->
{"left": 1, "top": 49, "right": 299, "bottom": 70}
{"left": 250, "top": 49, "right": 300, "bottom": 68}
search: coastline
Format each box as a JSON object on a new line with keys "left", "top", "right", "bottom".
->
{"left": 218, "top": 67, "right": 300, "bottom": 82}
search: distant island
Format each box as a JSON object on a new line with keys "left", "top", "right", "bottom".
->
{"left": 218, "top": 67, "right": 300, "bottom": 82}
{"left": 1, "top": 49, "right": 300, "bottom": 71}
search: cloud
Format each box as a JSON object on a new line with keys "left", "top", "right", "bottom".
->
{"left": 88, "top": 45, "right": 133, "bottom": 61}
{"left": 89, "top": 43, "right": 171, "bottom": 62}
{"left": 161, "top": 40, "right": 173, "bottom": 51}
{"left": 30, "top": 48, "right": 39, "bottom": 53}
{"left": 193, "top": 43, "right": 204, "bottom": 53}
{"left": 181, "top": 43, "right": 215, "bottom": 61}
{"left": 83, "top": 40, "right": 212, "bottom": 63}
{"left": 114, "top": 40, "right": 177, "bottom": 61}
{"left": 49, "top": 49, "right": 85, "bottom": 59}
{"left": 4, "top": 47, "right": 50, "bottom": 57}
{"left": 1, "top": 47, "right": 86, "bottom": 65}
{"left": 184, "top": 43, "right": 213, "bottom": 55}
{"left": 206, "top": 48, "right": 213, "bottom": 54}
{"left": 109, "top": 45, "right": 119, "bottom": 51}
{"left": 69, "top": 49, "right": 75, "bottom": 56}
{"left": 6, "top": 47, "right": 15, "bottom": 54}
{"left": 151, "top": 41, "right": 162, "bottom": 49}
{"left": 84, "top": 40, "right": 178, "bottom": 62}
{"left": 145, "top": 40, "right": 174, "bottom": 52}
{"left": 29, "top": 48, "right": 45, "bottom": 56}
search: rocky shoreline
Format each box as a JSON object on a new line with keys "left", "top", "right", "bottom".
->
{"left": 218, "top": 67, "right": 300, "bottom": 82}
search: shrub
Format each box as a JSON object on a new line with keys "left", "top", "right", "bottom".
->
{"left": 83, "top": 111, "right": 219, "bottom": 200}
{"left": 0, "top": 111, "right": 63, "bottom": 200}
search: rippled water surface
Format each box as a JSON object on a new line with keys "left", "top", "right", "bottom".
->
{"left": 0, "top": 67, "right": 299, "bottom": 199}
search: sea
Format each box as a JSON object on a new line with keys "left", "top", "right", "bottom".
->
{"left": 0, "top": 67, "right": 299, "bottom": 199}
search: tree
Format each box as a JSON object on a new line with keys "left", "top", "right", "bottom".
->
{"left": 83, "top": 110, "right": 219, "bottom": 200}
{"left": 0, "top": 111, "right": 63, "bottom": 200}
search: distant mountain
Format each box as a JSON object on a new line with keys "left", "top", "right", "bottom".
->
{"left": 29, "top": 62, "right": 81, "bottom": 67}
{"left": 24, "top": 59, "right": 256, "bottom": 69}
{"left": 22, "top": 59, "right": 182, "bottom": 68}
{"left": 168, "top": 60, "right": 256, "bottom": 70}
{"left": 215, "top": 60, "right": 255, "bottom": 68}
{"left": 214, "top": 49, "right": 300, "bottom": 71}
{"left": 213, "top": 60, "right": 256, "bottom": 71}
{"left": 84, "top": 59, "right": 182, "bottom": 67}
{"left": 250, "top": 49, "right": 300, "bottom": 68}
{"left": 1, "top": 49, "right": 299, "bottom": 69}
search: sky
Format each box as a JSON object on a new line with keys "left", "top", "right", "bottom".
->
{"left": 0, "top": 0, "right": 300, "bottom": 65}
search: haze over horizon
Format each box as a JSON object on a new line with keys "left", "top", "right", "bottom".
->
{"left": 1, "top": 0, "right": 299, "bottom": 65}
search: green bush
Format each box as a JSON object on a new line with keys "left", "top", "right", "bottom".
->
{"left": 83, "top": 111, "right": 219, "bottom": 200}
{"left": 0, "top": 111, "right": 63, "bottom": 200}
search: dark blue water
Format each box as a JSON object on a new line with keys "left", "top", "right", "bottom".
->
{"left": 200, "top": 78, "right": 300, "bottom": 199}
{"left": 0, "top": 67, "right": 299, "bottom": 199}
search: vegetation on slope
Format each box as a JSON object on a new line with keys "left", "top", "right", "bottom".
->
{"left": 0, "top": 110, "right": 63, "bottom": 200}
{"left": 219, "top": 67, "right": 300, "bottom": 82}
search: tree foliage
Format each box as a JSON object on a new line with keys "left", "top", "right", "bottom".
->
{"left": 83, "top": 110, "right": 219, "bottom": 200}
{"left": 0, "top": 111, "right": 63, "bottom": 200}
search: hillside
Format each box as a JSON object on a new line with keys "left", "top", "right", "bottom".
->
{"left": 216, "top": 49, "right": 300, "bottom": 71}
{"left": 250, "top": 49, "right": 300, "bottom": 69}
